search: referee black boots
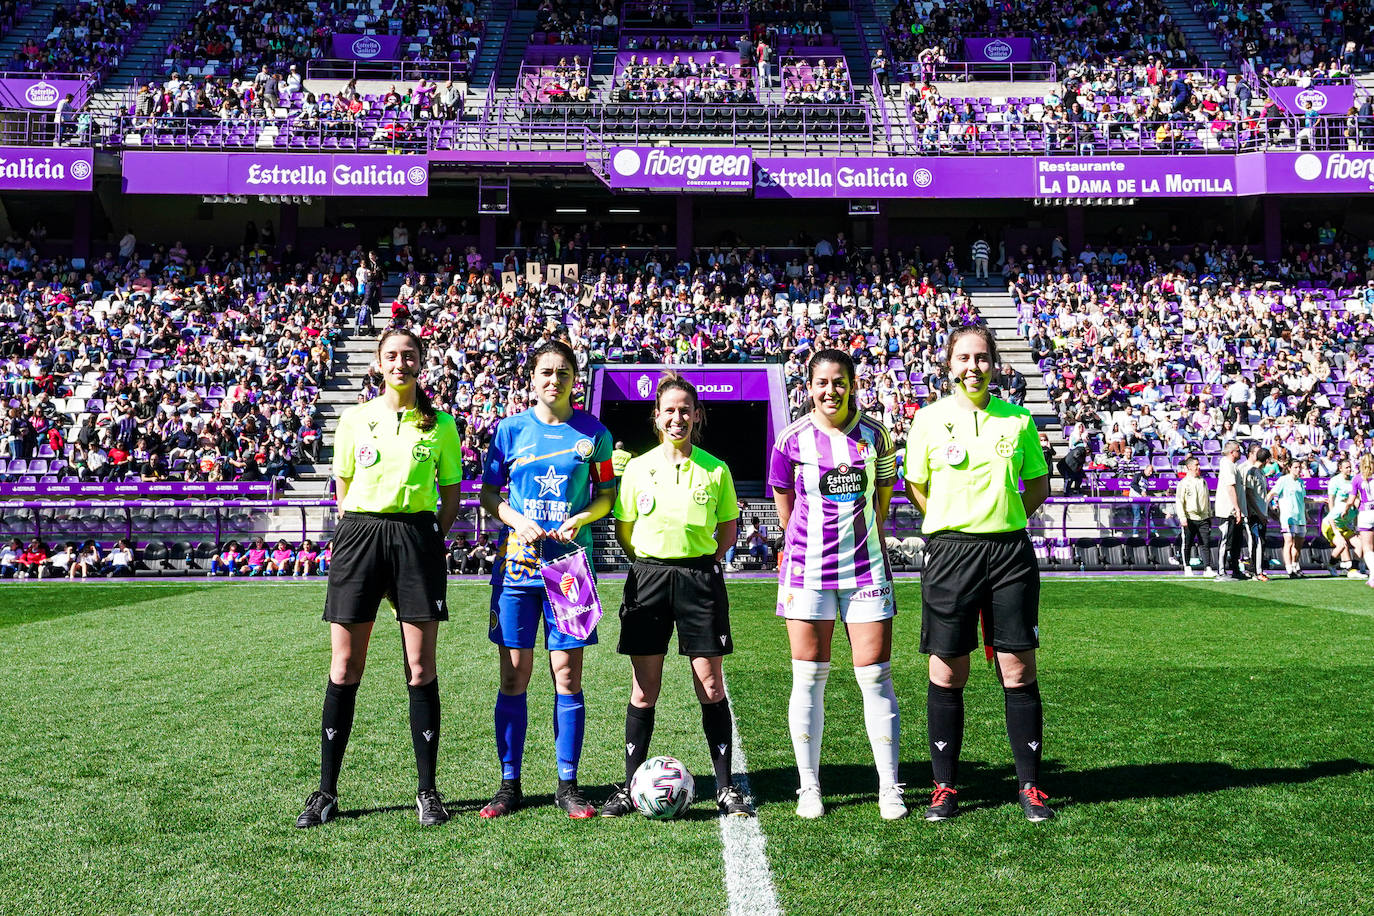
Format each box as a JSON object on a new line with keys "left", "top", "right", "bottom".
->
{"left": 417, "top": 788, "right": 451, "bottom": 826}
{"left": 295, "top": 791, "right": 338, "bottom": 828}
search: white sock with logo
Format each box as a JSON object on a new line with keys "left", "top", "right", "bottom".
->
{"left": 789, "top": 659, "right": 829, "bottom": 789}
{"left": 854, "top": 662, "right": 900, "bottom": 790}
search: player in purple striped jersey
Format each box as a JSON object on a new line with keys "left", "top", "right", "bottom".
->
{"left": 769, "top": 349, "right": 905, "bottom": 820}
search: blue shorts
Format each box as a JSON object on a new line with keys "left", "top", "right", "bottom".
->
{"left": 489, "top": 583, "right": 597, "bottom": 651}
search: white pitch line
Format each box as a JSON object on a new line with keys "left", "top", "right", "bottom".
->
{"left": 719, "top": 682, "right": 783, "bottom": 916}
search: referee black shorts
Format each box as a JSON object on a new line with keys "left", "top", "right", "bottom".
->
{"left": 919, "top": 530, "right": 1039, "bottom": 658}
{"left": 324, "top": 511, "right": 449, "bottom": 624}
{"left": 618, "top": 556, "right": 732, "bottom": 658}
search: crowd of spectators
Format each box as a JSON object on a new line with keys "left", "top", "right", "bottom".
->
{"left": 163, "top": 0, "right": 482, "bottom": 80}
{"left": 1008, "top": 234, "right": 1374, "bottom": 481}
{"left": 613, "top": 54, "right": 757, "bottom": 103}
{"left": 365, "top": 226, "right": 982, "bottom": 466}
{"left": 534, "top": 0, "right": 610, "bottom": 44}
{"left": 9, "top": 0, "right": 153, "bottom": 81}
{"left": 782, "top": 57, "right": 850, "bottom": 103}
{"left": 0, "top": 228, "right": 353, "bottom": 485}
{"left": 887, "top": 0, "right": 1199, "bottom": 76}
{"left": 901, "top": 63, "right": 1374, "bottom": 153}
{"left": 1198, "top": 0, "right": 1367, "bottom": 74}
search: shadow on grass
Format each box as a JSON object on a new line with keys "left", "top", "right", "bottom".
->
{"left": 337, "top": 783, "right": 725, "bottom": 822}
{"left": 745, "top": 758, "right": 1374, "bottom": 810}
{"left": 0, "top": 584, "right": 207, "bottom": 628}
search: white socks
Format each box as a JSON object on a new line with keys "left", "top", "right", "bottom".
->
{"left": 789, "top": 659, "right": 829, "bottom": 789}
{"left": 854, "top": 662, "right": 901, "bottom": 790}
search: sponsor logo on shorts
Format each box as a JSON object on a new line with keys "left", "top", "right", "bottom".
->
{"left": 854, "top": 583, "right": 893, "bottom": 600}
{"left": 489, "top": 611, "right": 499, "bottom": 630}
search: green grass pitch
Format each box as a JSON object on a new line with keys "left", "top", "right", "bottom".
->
{"left": 1, "top": 578, "right": 1372, "bottom": 915}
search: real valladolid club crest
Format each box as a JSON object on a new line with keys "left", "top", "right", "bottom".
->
{"left": 560, "top": 572, "right": 579, "bottom": 602}
{"left": 637, "top": 374, "right": 653, "bottom": 398}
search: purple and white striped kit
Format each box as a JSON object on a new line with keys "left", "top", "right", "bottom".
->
{"left": 768, "top": 414, "right": 895, "bottom": 590}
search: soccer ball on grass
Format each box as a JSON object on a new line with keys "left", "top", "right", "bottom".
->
{"left": 630, "top": 755, "right": 695, "bottom": 819}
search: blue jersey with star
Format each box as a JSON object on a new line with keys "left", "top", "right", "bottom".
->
{"left": 482, "top": 408, "right": 615, "bottom": 585}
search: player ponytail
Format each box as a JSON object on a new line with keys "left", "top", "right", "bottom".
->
{"left": 376, "top": 328, "right": 437, "bottom": 431}
{"left": 942, "top": 325, "right": 1000, "bottom": 373}
{"left": 1359, "top": 452, "right": 1374, "bottom": 480}
{"left": 653, "top": 371, "right": 705, "bottom": 444}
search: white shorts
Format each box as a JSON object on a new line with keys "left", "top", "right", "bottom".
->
{"left": 1280, "top": 517, "right": 1306, "bottom": 536}
{"left": 1359, "top": 509, "right": 1374, "bottom": 533}
{"left": 776, "top": 583, "right": 896, "bottom": 623}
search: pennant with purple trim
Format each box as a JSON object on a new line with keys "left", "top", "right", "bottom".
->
{"left": 540, "top": 547, "right": 603, "bottom": 640}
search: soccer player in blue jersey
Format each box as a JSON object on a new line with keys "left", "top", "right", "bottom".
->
{"left": 478, "top": 340, "right": 616, "bottom": 818}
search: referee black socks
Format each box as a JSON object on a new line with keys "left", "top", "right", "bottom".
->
{"left": 408, "top": 677, "right": 441, "bottom": 793}
{"left": 927, "top": 683, "right": 964, "bottom": 787}
{"left": 624, "top": 704, "right": 655, "bottom": 784}
{"left": 320, "top": 679, "right": 359, "bottom": 797}
{"left": 700, "top": 699, "right": 734, "bottom": 791}
{"left": 1003, "top": 681, "right": 1043, "bottom": 787}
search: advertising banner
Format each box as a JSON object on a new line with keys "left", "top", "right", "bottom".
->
{"left": 329, "top": 34, "right": 405, "bottom": 61}
{"left": 0, "top": 77, "right": 89, "bottom": 109}
{"left": 0, "top": 146, "right": 92, "bottom": 191}
{"left": 606, "top": 146, "right": 753, "bottom": 191}
{"left": 1267, "top": 85, "right": 1356, "bottom": 116}
{"left": 0, "top": 481, "right": 273, "bottom": 497}
{"left": 963, "top": 38, "right": 1035, "bottom": 63}
{"left": 1028, "top": 156, "right": 1238, "bottom": 197}
{"left": 1264, "top": 151, "right": 1374, "bottom": 194}
{"left": 754, "top": 155, "right": 1240, "bottom": 198}
{"left": 122, "top": 152, "right": 429, "bottom": 196}
{"left": 596, "top": 368, "right": 773, "bottom": 401}
{"left": 754, "top": 156, "right": 1029, "bottom": 199}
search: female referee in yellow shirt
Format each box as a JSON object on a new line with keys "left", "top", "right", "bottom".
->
{"left": 598, "top": 373, "right": 754, "bottom": 818}
{"left": 904, "top": 325, "right": 1054, "bottom": 823}
{"left": 296, "top": 328, "right": 463, "bottom": 828}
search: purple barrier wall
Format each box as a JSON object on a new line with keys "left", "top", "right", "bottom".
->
{"left": 122, "top": 152, "right": 430, "bottom": 196}
{"left": 0, "top": 146, "right": 92, "bottom": 191}
{"left": 330, "top": 35, "right": 405, "bottom": 60}
{"left": 963, "top": 38, "right": 1034, "bottom": 62}
{"left": 0, "top": 77, "right": 89, "bottom": 109}
{"left": 607, "top": 146, "right": 752, "bottom": 190}
{"left": 0, "top": 481, "right": 275, "bottom": 497}
{"left": 1267, "top": 85, "right": 1356, "bottom": 115}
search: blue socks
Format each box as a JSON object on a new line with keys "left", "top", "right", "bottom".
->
{"left": 495, "top": 691, "right": 528, "bottom": 781}
{"left": 495, "top": 690, "right": 587, "bottom": 781}
{"left": 553, "top": 691, "right": 586, "bottom": 782}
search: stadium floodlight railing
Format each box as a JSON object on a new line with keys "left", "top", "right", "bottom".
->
{"left": 110, "top": 113, "right": 429, "bottom": 153}
{"left": 899, "top": 60, "right": 1059, "bottom": 83}
{"left": 875, "top": 495, "right": 1344, "bottom": 573}
{"left": 305, "top": 56, "right": 474, "bottom": 85}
